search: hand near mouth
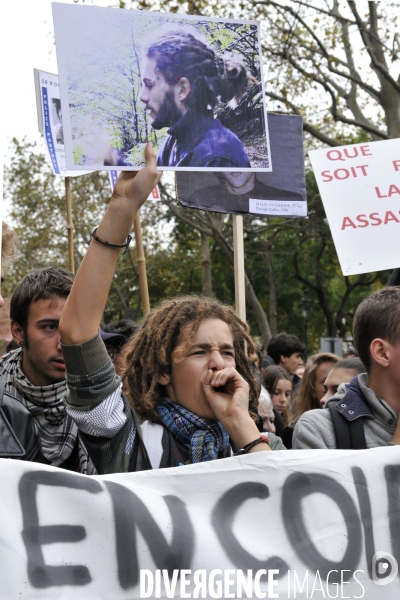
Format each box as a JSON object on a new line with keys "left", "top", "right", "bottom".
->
{"left": 201, "top": 366, "right": 271, "bottom": 452}
{"left": 201, "top": 366, "right": 249, "bottom": 424}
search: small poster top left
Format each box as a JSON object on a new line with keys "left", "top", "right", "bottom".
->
{"left": 34, "top": 69, "right": 91, "bottom": 177}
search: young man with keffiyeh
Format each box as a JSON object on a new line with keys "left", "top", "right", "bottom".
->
{"left": 0, "top": 267, "right": 96, "bottom": 473}
{"left": 0, "top": 222, "right": 44, "bottom": 463}
{"left": 58, "top": 144, "right": 285, "bottom": 475}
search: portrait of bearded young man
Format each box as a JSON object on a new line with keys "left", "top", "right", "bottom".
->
{"left": 137, "top": 30, "right": 251, "bottom": 169}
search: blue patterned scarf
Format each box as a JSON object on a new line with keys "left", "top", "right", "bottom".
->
{"left": 156, "top": 397, "right": 230, "bottom": 463}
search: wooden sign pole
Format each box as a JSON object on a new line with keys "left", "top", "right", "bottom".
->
{"left": 133, "top": 212, "right": 150, "bottom": 316}
{"left": 232, "top": 214, "right": 246, "bottom": 321}
{"left": 65, "top": 177, "right": 75, "bottom": 273}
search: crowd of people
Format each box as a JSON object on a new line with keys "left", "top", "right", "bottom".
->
{"left": 1, "top": 144, "right": 400, "bottom": 474}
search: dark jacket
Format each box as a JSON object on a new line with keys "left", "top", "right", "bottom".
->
{"left": 157, "top": 111, "right": 251, "bottom": 168}
{"left": 0, "top": 386, "right": 46, "bottom": 462}
{"left": 293, "top": 374, "right": 396, "bottom": 449}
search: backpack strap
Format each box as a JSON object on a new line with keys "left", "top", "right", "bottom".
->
{"left": 328, "top": 400, "right": 367, "bottom": 450}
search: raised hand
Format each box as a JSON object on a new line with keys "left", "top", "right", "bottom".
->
{"left": 112, "top": 143, "right": 162, "bottom": 208}
{"left": 59, "top": 143, "right": 162, "bottom": 346}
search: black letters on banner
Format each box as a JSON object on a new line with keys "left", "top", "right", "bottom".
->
{"left": 352, "top": 467, "right": 375, "bottom": 579}
{"left": 282, "top": 472, "right": 362, "bottom": 582}
{"left": 19, "top": 470, "right": 102, "bottom": 588}
{"left": 105, "top": 481, "right": 195, "bottom": 589}
{"left": 384, "top": 464, "right": 400, "bottom": 571}
{"left": 17, "top": 466, "right": 393, "bottom": 592}
{"left": 211, "top": 482, "right": 288, "bottom": 579}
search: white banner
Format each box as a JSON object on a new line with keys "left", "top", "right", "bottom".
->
{"left": 3, "top": 447, "right": 400, "bottom": 599}
{"left": 309, "top": 139, "right": 400, "bottom": 275}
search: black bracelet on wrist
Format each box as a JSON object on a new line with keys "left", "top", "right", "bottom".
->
{"left": 234, "top": 434, "right": 269, "bottom": 456}
{"left": 91, "top": 228, "right": 132, "bottom": 255}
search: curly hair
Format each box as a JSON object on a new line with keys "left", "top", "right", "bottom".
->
{"left": 122, "top": 295, "right": 259, "bottom": 423}
{"left": 290, "top": 352, "right": 340, "bottom": 425}
{"left": 146, "top": 31, "right": 224, "bottom": 115}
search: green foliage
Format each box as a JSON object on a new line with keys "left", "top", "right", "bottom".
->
{"left": 3, "top": 139, "right": 208, "bottom": 324}
{"left": 4, "top": 137, "right": 107, "bottom": 293}
{"left": 5, "top": 1, "right": 396, "bottom": 351}
{"left": 5, "top": 137, "right": 388, "bottom": 348}
{"left": 242, "top": 171, "right": 391, "bottom": 351}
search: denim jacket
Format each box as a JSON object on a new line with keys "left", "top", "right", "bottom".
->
{"left": 157, "top": 110, "right": 251, "bottom": 168}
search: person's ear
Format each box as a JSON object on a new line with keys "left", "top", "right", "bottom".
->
{"left": 370, "top": 338, "right": 390, "bottom": 368}
{"left": 10, "top": 320, "right": 24, "bottom": 346}
{"left": 176, "top": 77, "right": 191, "bottom": 102}
{"left": 156, "top": 373, "right": 171, "bottom": 386}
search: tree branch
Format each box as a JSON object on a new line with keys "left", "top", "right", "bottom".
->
{"left": 280, "top": 52, "right": 389, "bottom": 138}
{"left": 265, "top": 92, "right": 342, "bottom": 146}
{"left": 347, "top": 0, "right": 400, "bottom": 94}
{"left": 257, "top": 0, "right": 356, "bottom": 25}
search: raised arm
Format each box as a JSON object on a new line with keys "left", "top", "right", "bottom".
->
{"left": 59, "top": 144, "right": 161, "bottom": 345}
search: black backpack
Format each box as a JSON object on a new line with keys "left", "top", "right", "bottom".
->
{"left": 328, "top": 400, "right": 367, "bottom": 449}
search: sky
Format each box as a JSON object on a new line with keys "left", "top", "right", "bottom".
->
{"left": 0, "top": 1, "right": 122, "bottom": 147}
{"left": 0, "top": 0, "right": 118, "bottom": 216}
{"left": 0, "top": 0, "right": 71, "bottom": 218}
{"left": 2, "top": 1, "right": 68, "bottom": 147}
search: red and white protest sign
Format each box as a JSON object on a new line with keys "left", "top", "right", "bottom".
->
{"left": 309, "top": 139, "right": 400, "bottom": 275}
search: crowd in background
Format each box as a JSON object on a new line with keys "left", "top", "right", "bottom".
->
{"left": 1, "top": 150, "right": 400, "bottom": 472}
{"left": 257, "top": 333, "right": 364, "bottom": 448}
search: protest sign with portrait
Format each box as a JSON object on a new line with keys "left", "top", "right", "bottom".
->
{"left": 52, "top": 4, "right": 271, "bottom": 172}
{"left": 176, "top": 113, "right": 307, "bottom": 217}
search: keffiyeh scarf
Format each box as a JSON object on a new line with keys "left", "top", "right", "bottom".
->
{"left": 157, "top": 397, "right": 230, "bottom": 463}
{"left": 0, "top": 348, "right": 96, "bottom": 474}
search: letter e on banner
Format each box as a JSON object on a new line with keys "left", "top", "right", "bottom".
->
{"left": 19, "top": 471, "right": 102, "bottom": 588}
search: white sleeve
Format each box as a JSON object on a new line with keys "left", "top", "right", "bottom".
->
{"left": 67, "top": 383, "right": 127, "bottom": 438}
{"left": 141, "top": 421, "right": 164, "bottom": 469}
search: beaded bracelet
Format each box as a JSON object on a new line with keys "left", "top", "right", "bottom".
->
{"left": 91, "top": 228, "right": 132, "bottom": 255}
{"left": 234, "top": 434, "right": 269, "bottom": 456}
